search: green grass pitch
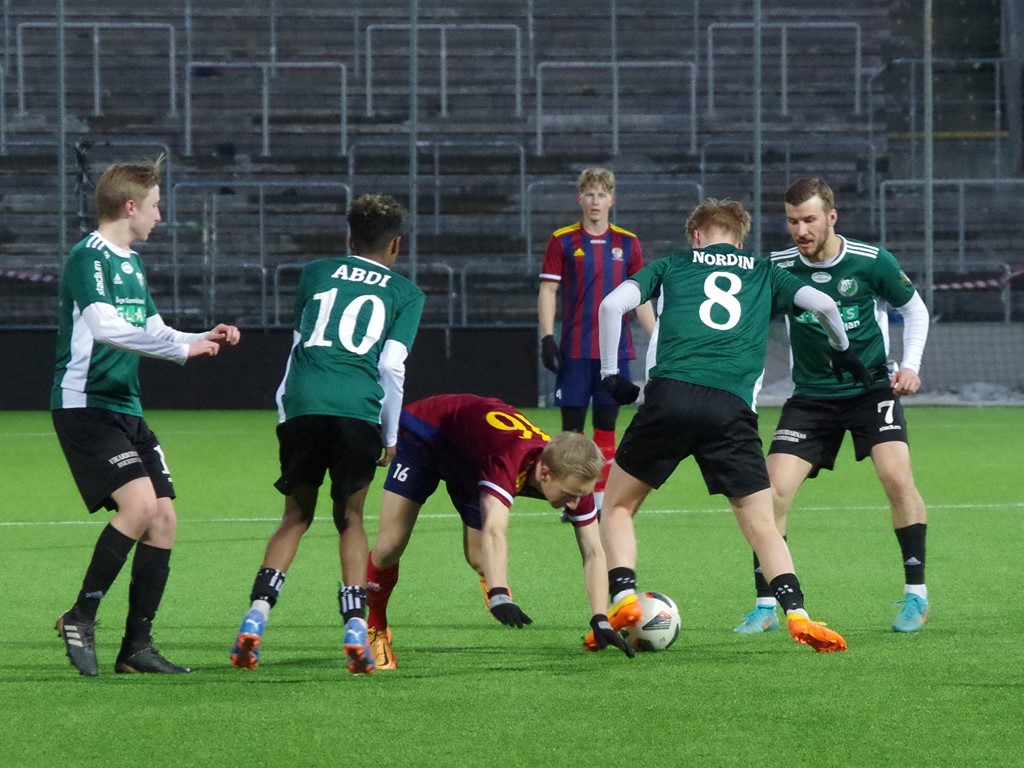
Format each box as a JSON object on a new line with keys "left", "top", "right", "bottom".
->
{"left": 1, "top": 406, "right": 1021, "bottom": 767}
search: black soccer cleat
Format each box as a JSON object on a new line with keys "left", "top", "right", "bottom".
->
{"left": 115, "top": 642, "right": 192, "bottom": 674}
{"left": 56, "top": 608, "right": 99, "bottom": 677}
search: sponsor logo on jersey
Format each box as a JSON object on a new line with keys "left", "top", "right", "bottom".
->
{"left": 691, "top": 250, "right": 755, "bottom": 270}
{"left": 92, "top": 260, "right": 105, "bottom": 297}
{"left": 838, "top": 278, "right": 858, "bottom": 297}
{"left": 113, "top": 273, "right": 124, "bottom": 285}
{"left": 611, "top": 247, "right": 624, "bottom": 261}
{"left": 573, "top": 248, "right": 585, "bottom": 257}
{"left": 811, "top": 271, "right": 831, "bottom": 283}
{"left": 107, "top": 450, "right": 143, "bottom": 469}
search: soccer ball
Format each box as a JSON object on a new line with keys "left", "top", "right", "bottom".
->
{"left": 622, "top": 591, "right": 681, "bottom": 652}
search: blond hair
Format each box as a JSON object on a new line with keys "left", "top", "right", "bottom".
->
{"left": 94, "top": 154, "right": 165, "bottom": 222}
{"left": 685, "top": 197, "right": 751, "bottom": 245}
{"left": 540, "top": 432, "right": 604, "bottom": 483}
{"left": 576, "top": 167, "right": 615, "bottom": 195}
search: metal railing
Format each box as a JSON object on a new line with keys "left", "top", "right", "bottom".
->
{"left": 698, "top": 138, "right": 879, "bottom": 228}
{"left": 16, "top": 21, "right": 177, "bottom": 117}
{"left": 0, "top": 65, "right": 6, "bottom": 155}
{"left": 172, "top": 180, "right": 351, "bottom": 326}
{"left": 524, "top": 178, "right": 704, "bottom": 271}
{"left": 364, "top": 23, "right": 522, "bottom": 118}
{"left": 184, "top": 60, "right": 348, "bottom": 157}
{"left": 706, "top": 21, "right": 862, "bottom": 116}
{"left": 348, "top": 138, "right": 527, "bottom": 236}
{"left": 888, "top": 57, "right": 1005, "bottom": 177}
{"left": 879, "top": 178, "right": 1024, "bottom": 275}
{"left": 535, "top": 60, "right": 696, "bottom": 157}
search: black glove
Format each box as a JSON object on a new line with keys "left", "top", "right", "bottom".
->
{"left": 828, "top": 347, "right": 873, "bottom": 388}
{"left": 588, "top": 614, "right": 635, "bottom": 658}
{"left": 541, "top": 335, "right": 561, "bottom": 374}
{"left": 488, "top": 588, "right": 533, "bottom": 628}
{"left": 602, "top": 374, "right": 640, "bottom": 405}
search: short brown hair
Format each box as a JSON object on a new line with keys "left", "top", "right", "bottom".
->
{"left": 685, "top": 198, "right": 751, "bottom": 245}
{"left": 577, "top": 167, "right": 615, "bottom": 195}
{"left": 348, "top": 194, "right": 407, "bottom": 254}
{"left": 94, "top": 154, "right": 164, "bottom": 221}
{"left": 540, "top": 431, "right": 603, "bottom": 483}
{"left": 785, "top": 177, "right": 835, "bottom": 211}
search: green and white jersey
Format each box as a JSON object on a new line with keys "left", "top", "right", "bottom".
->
{"left": 635, "top": 244, "right": 805, "bottom": 407}
{"left": 276, "top": 255, "right": 425, "bottom": 424}
{"left": 52, "top": 232, "right": 182, "bottom": 416}
{"left": 771, "top": 237, "right": 917, "bottom": 398}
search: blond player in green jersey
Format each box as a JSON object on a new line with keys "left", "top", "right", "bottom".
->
{"left": 589, "top": 198, "right": 872, "bottom": 655}
{"left": 52, "top": 155, "right": 240, "bottom": 676}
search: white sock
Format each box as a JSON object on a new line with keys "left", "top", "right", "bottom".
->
{"left": 905, "top": 584, "right": 928, "bottom": 600}
{"left": 755, "top": 597, "right": 777, "bottom": 609}
{"left": 610, "top": 588, "right": 636, "bottom": 605}
{"left": 249, "top": 599, "right": 271, "bottom": 621}
{"left": 785, "top": 608, "right": 809, "bottom": 619}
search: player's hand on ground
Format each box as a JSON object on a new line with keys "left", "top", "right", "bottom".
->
{"left": 828, "top": 347, "right": 873, "bottom": 388}
{"left": 601, "top": 374, "right": 640, "bottom": 405}
{"left": 540, "top": 335, "right": 561, "bottom": 374}
{"left": 488, "top": 588, "right": 532, "bottom": 628}
{"left": 207, "top": 323, "right": 241, "bottom": 346}
{"left": 187, "top": 339, "right": 222, "bottom": 358}
{"left": 589, "top": 614, "right": 635, "bottom": 658}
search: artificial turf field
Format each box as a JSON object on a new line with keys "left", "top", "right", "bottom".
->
{"left": 1, "top": 406, "right": 1020, "bottom": 767}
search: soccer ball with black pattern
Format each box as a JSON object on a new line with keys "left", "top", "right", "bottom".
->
{"left": 622, "top": 591, "right": 681, "bottom": 652}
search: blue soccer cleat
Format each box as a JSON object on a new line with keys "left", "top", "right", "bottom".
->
{"left": 892, "top": 593, "right": 928, "bottom": 633}
{"left": 231, "top": 609, "right": 266, "bottom": 670}
{"left": 343, "top": 617, "right": 375, "bottom": 676}
{"left": 733, "top": 605, "right": 780, "bottom": 634}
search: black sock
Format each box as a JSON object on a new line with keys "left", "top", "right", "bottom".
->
{"left": 250, "top": 567, "right": 287, "bottom": 607}
{"left": 769, "top": 573, "right": 805, "bottom": 613}
{"left": 608, "top": 567, "right": 637, "bottom": 601}
{"left": 124, "top": 543, "right": 171, "bottom": 645}
{"left": 753, "top": 535, "right": 786, "bottom": 599}
{"left": 895, "top": 523, "right": 927, "bottom": 584}
{"left": 77, "top": 524, "right": 136, "bottom": 619}
{"left": 339, "top": 585, "right": 367, "bottom": 622}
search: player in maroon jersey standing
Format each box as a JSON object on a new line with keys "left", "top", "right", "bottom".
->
{"left": 364, "top": 394, "right": 635, "bottom": 669}
{"left": 538, "top": 168, "right": 654, "bottom": 512}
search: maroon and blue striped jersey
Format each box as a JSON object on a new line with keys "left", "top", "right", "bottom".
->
{"left": 398, "top": 394, "right": 597, "bottom": 526}
{"left": 540, "top": 223, "right": 645, "bottom": 360}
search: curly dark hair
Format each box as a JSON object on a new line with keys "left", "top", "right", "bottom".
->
{"left": 347, "top": 194, "right": 407, "bottom": 254}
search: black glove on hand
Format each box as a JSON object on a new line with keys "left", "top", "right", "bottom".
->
{"left": 589, "top": 614, "right": 635, "bottom": 658}
{"left": 488, "top": 588, "right": 533, "bottom": 628}
{"left": 828, "top": 347, "right": 873, "bottom": 388}
{"left": 541, "top": 335, "right": 561, "bottom": 374}
{"left": 601, "top": 374, "right": 640, "bottom": 405}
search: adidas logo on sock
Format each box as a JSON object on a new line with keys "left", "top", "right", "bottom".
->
{"left": 904, "top": 557, "right": 922, "bottom": 566}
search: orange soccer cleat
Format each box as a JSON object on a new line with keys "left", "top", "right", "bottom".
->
{"left": 786, "top": 613, "right": 848, "bottom": 653}
{"left": 583, "top": 592, "right": 642, "bottom": 651}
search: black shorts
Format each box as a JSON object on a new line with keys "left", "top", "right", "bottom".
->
{"left": 615, "top": 377, "right": 770, "bottom": 497}
{"left": 52, "top": 408, "right": 175, "bottom": 514}
{"left": 768, "top": 390, "right": 909, "bottom": 477}
{"left": 275, "top": 415, "right": 382, "bottom": 504}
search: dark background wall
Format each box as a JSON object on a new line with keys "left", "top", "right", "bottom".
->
{"left": 0, "top": 327, "right": 539, "bottom": 411}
